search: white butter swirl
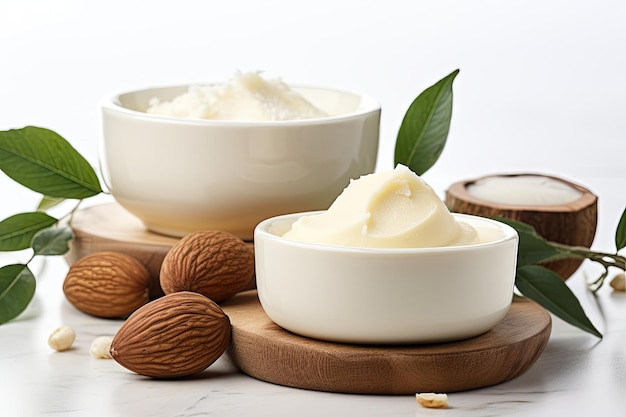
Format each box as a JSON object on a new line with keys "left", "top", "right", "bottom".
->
{"left": 283, "top": 165, "right": 479, "bottom": 248}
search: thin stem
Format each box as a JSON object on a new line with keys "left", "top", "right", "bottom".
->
{"left": 545, "top": 242, "right": 626, "bottom": 271}
{"left": 544, "top": 241, "right": 625, "bottom": 293}
{"left": 587, "top": 269, "right": 609, "bottom": 293}
{"left": 56, "top": 200, "right": 83, "bottom": 226}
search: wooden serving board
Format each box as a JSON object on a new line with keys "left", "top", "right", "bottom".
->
{"left": 65, "top": 203, "right": 256, "bottom": 299}
{"left": 221, "top": 290, "right": 552, "bottom": 395}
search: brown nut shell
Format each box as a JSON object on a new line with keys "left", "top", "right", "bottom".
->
{"left": 445, "top": 174, "right": 597, "bottom": 280}
{"left": 63, "top": 251, "right": 150, "bottom": 318}
{"left": 109, "top": 291, "right": 231, "bottom": 378}
{"left": 160, "top": 230, "right": 254, "bottom": 302}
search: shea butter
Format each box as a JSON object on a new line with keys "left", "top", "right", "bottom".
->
{"left": 283, "top": 165, "right": 479, "bottom": 248}
{"left": 467, "top": 175, "right": 582, "bottom": 206}
{"left": 146, "top": 71, "right": 326, "bottom": 121}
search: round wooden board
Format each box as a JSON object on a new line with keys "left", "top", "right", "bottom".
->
{"left": 221, "top": 290, "right": 552, "bottom": 395}
{"left": 65, "top": 203, "right": 256, "bottom": 299}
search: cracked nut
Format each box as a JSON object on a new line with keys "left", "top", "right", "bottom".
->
{"left": 110, "top": 291, "right": 231, "bottom": 378}
{"left": 160, "top": 230, "right": 254, "bottom": 303}
{"left": 63, "top": 251, "right": 151, "bottom": 318}
{"left": 48, "top": 325, "right": 76, "bottom": 351}
{"left": 416, "top": 392, "right": 449, "bottom": 408}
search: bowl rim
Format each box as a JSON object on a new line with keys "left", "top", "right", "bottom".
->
{"left": 254, "top": 211, "right": 519, "bottom": 254}
{"left": 100, "top": 83, "right": 381, "bottom": 127}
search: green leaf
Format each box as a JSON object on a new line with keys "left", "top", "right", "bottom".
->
{"left": 0, "top": 212, "right": 58, "bottom": 251}
{"left": 37, "top": 195, "right": 66, "bottom": 212}
{"left": 394, "top": 69, "right": 459, "bottom": 175}
{"left": 32, "top": 226, "right": 73, "bottom": 256}
{"left": 516, "top": 265, "right": 602, "bottom": 338}
{"left": 0, "top": 126, "right": 102, "bottom": 199}
{"left": 495, "top": 217, "right": 562, "bottom": 266}
{"left": 615, "top": 208, "right": 626, "bottom": 251}
{"left": 0, "top": 264, "right": 35, "bottom": 324}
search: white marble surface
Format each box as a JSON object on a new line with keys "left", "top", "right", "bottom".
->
{"left": 1, "top": 1, "right": 626, "bottom": 415}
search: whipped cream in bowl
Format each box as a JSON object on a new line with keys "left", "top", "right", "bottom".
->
{"left": 254, "top": 165, "right": 519, "bottom": 345}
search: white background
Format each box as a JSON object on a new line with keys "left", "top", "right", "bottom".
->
{"left": 1, "top": 0, "right": 625, "bottom": 247}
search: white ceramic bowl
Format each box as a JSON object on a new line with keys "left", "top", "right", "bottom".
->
{"left": 100, "top": 85, "right": 380, "bottom": 239}
{"left": 254, "top": 212, "right": 519, "bottom": 344}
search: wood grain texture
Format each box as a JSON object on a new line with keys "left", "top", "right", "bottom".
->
{"left": 222, "top": 290, "right": 552, "bottom": 395}
{"left": 65, "top": 203, "right": 255, "bottom": 299}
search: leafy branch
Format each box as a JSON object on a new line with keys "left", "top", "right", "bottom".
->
{"left": 394, "top": 69, "right": 624, "bottom": 339}
{"left": 497, "top": 216, "right": 626, "bottom": 338}
{"left": 0, "top": 126, "right": 103, "bottom": 324}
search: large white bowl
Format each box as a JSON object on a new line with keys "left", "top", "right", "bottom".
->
{"left": 254, "top": 212, "right": 519, "bottom": 344}
{"left": 100, "top": 85, "right": 380, "bottom": 239}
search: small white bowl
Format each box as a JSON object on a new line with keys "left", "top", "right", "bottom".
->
{"left": 254, "top": 212, "right": 519, "bottom": 344}
{"left": 100, "top": 85, "right": 380, "bottom": 239}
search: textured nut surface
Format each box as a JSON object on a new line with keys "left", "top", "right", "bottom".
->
{"left": 90, "top": 336, "right": 113, "bottom": 359}
{"left": 48, "top": 325, "right": 76, "bottom": 351}
{"left": 416, "top": 392, "right": 449, "bottom": 408}
{"left": 160, "top": 230, "right": 254, "bottom": 303}
{"left": 63, "top": 251, "right": 151, "bottom": 318}
{"left": 110, "top": 291, "right": 231, "bottom": 378}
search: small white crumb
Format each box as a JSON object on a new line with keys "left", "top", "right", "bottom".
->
{"left": 90, "top": 336, "right": 114, "bottom": 359}
{"left": 416, "top": 392, "right": 449, "bottom": 408}
{"left": 48, "top": 325, "right": 76, "bottom": 351}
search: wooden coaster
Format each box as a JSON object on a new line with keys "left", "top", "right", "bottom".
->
{"left": 66, "top": 203, "right": 255, "bottom": 299}
{"left": 221, "top": 290, "right": 552, "bottom": 395}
